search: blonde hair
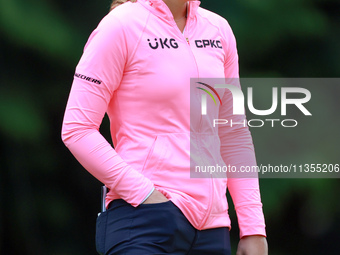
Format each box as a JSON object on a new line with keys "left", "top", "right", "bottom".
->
{"left": 110, "top": 0, "right": 137, "bottom": 11}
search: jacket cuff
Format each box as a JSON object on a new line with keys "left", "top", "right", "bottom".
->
{"left": 110, "top": 165, "right": 155, "bottom": 207}
{"left": 139, "top": 187, "right": 155, "bottom": 204}
{"left": 237, "top": 205, "right": 267, "bottom": 239}
{"left": 239, "top": 226, "right": 267, "bottom": 239}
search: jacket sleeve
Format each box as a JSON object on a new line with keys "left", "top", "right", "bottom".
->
{"left": 219, "top": 20, "right": 266, "bottom": 238}
{"left": 61, "top": 13, "right": 154, "bottom": 207}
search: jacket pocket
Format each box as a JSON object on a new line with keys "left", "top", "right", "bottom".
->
{"left": 141, "top": 135, "right": 167, "bottom": 178}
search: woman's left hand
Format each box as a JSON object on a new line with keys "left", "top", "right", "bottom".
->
{"left": 236, "top": 235, "right": 268, "bottom": 255}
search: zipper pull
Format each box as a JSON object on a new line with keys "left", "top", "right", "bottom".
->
{"left": 186, "top": 37, "right": 190, "bottom": 45}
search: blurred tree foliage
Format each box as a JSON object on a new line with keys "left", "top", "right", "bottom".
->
{"left": 0, "top": 0, "right": 339, "bottom": 254}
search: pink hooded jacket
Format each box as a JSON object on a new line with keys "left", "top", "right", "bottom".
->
{"left": 61, "top": 0, "right": 266, "bottom": 238}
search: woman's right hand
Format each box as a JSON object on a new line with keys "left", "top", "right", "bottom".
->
{"left": 142, "top": 189, "right": 169, "bottom": 204}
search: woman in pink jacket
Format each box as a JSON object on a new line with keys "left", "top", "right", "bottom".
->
{"left": 62, "top": 0, "right": 268, "bottom": 254}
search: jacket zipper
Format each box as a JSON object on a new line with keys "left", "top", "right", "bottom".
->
{"left": 182, "top": 22, "right": 203, "bottom": 137}
{"left": 178, "top": 15, "right": 214, "bottom": 230}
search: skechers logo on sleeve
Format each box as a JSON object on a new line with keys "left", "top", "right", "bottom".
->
{"left": 148, "top": 38, "right": 179, "bottom": 49}
{"left": 74, "top": 73, "right": 102, "bottom": 85}
{"left": 195, "top": 40, "right": 222, "bottom": 49}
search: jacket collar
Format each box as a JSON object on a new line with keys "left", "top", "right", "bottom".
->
{"left": 140, "top": 0, "right": 201, "bottom": 24}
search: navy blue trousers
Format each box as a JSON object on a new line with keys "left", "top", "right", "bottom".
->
{"left": 96, "top": 199, "right": 231, "bottom": 255}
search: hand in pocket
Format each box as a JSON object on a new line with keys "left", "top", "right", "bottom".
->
{"left": 142, "top": 189, "right": 169, "bottom": 204}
